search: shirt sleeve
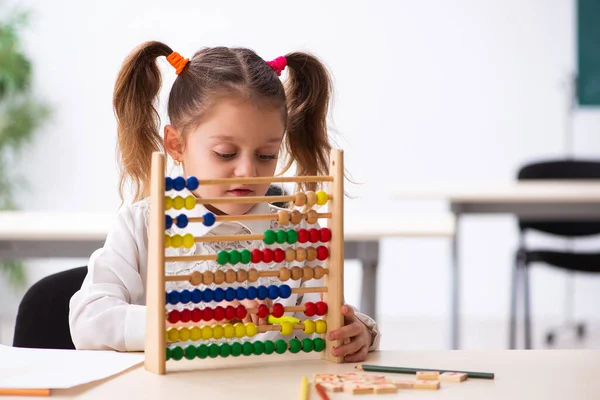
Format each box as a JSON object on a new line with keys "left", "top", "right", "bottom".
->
{"left": 68, "top": 204, "right": 147, "bottom": 352}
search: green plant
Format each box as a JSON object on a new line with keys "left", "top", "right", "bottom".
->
{"left": 0, "top": 8, "right": 52, "bottom": 288}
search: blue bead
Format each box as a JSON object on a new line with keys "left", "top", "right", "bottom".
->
{"left": 268, "top": 285, "right": 279, "bottom": 300}
{"left": 246, "top": 286, "right": 257, "bottom": 300}
{"left": 257, "top": 286, "right": 268, "bottom": 300}
{"left": 203, "top": 212, "right": 216, "bottom": 227}
{"left": 203, "top": 288, "right": 214, "bottom": 303}
{"left": 176, "top": 214, "right": 188, "bottom": 228}
{"left": 173, "top": 177, "right": 186, "bottom": 191}
{"left": 187, "top": 176, "right": 199, "bottom": 191}
{"left": 168, "top": 290, "right": 180, "bottom": 305}
{"left": 191, "top": 289, "right": 202, "bottom": 304}
{"left": 165, "top": 215, "right": 173, "bottom": 229}
{"left": 179, "top": 289, "right": 191, "bottom": 304}
{"left": 214, "top": 288, "right": 225, "bottom": 302}
{"left": 279, "top": 284, "right": 291, "bottom": 299}
{"left": 236, "top": 287, "right": 247, "bottom": 301}
{"left": 225, "top": 287, "right": 236, "bottom": 302}
{"left": 165, "top": 177, "right": 173, "bottom": 191}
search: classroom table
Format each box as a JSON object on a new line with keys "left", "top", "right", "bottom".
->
{"left": 34, "top": 349, "right": 600, "bottom": 399}
{"left": 0, "top": 211, "right": 455, "bottom": 320}
{"left": 390, "top": 180, "right": 600, "bottom": 350}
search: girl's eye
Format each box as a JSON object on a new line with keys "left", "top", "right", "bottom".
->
{"left": 258, "top": 154, "right": 277, "bottom": 160}
{"left": 215, "top": 152, "right": 236, "bottom": 159}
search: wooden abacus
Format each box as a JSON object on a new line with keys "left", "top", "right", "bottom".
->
{"left": 144, "top": 149, "right": 345, "bottom": 374}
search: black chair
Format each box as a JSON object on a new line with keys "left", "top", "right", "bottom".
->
{"left": 510, "top": 160, "right": 600, "bottom": 349}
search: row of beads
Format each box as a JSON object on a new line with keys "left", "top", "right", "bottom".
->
{"left": 166, "top": 176, "right": 199, "bottom": 192}
{"left": 167, "top": 301, "right": 328, "bottom": 324}
{"left": 166, "top": 284, "right": 292, "bottom": 305}
{"left": 215, "top": 246, "right": 329, "bottom": 265}
{"left": 166, "top": 338, "right": 325, "bottom": 361}
{"left": 166, "top": 319, "right": 327, "bottom": 342}
{"left": 167, "top": 209, "right": 323, "bottom": 230}
{"left": 165, "top": 213, "right": 214, "bottom": 229}
{"left": 182, "top": 266, "right": 327, "bottom": 286}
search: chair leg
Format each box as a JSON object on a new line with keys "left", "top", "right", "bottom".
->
{"left": 510, "top": 249, "right": 524, "bottom": 349}
{"left": 523, "top": 261, "right": 532, "bottom": 349}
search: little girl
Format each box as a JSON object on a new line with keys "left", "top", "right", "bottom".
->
{"left": 69, "top": 41, "right": 380, "bottom": 362}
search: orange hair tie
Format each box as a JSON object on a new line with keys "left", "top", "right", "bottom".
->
{"left": 167, "top": 51, "right": 189, "bottom": 75}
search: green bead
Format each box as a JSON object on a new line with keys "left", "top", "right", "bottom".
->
{"left": 286, "top": 229, "right": 298, "bottom": 244}
{"left": 289, "top": 338, "right": 301, "bottom": 354}
{"left": 302, "top": 338, "right": 313, "bottom": 353}
{"left": 184, "top": 344, "right": 197, "bottom": 360}
{"left": 196, "top": 344, "right": 209, "bottom": 359}
{"left": 253, "top": 340, "right": 265, "bottom": 355}
{"left": 264, "top": 229, "right": 276, "bottom": 245}
{"left": 217, "top": 250, "right": 229, "bottom": 265}
{"left": 220, "top": 343, "right": 231, "bottom": 358}
{"left": 240, "top": 249, "right": 252, "bottom": 264}
{"left": 166, "top": 347, "right": 171, "bottom": 361}
{"left": 231, "top": 342, "right": 243, "bottom": 357}
{"left": 263, "top": 340, "right": 275, "bottom": 355}
{"left": 313, "top": 338, "right": 325, "bottom": 352}
{"left": 275, "top": 339, "right": 287, "bottom": 354}
{"left": 209, "top": 344, "right": 220, "bottom": 358}
{"left": 229, "top": 250, "right": 241, "bottom": 265}
{"left": 276, "top": 230, "right": 287, "bottom": 244}
{"left": 242, "top": 341, "right": 253, "bottom": 356}
{"left": 171, "top": 346, "right": 184, "bottom": 361}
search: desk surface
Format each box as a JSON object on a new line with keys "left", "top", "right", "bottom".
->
{"left": 49, "top": 350, "right": 599, "bottom": 399}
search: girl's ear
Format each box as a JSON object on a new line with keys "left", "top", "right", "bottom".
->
{"left": 164, "top": 125, "right": 184, "bottom": 162}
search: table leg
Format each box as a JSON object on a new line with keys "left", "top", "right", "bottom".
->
{"left": 344, "top": 240, "right": 379, "bottom": 320}
{"left": 450, "top": 211, "right": 461, "bottom": 350}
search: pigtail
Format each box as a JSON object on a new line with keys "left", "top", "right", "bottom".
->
{"left": 113, "top": 41, "right": 173, "bottom": 202}
{"left": 282, "top": 52, "right": 333, "bottom": 193}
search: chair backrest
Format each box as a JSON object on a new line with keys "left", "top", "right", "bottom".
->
{"left": 517, "top": 159, "right": 600, "bottom": 237}
{"left": 266, "top": 184, "right": 290, "bottom": 208}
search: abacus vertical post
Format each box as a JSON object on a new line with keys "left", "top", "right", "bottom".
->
{"left": 323, "top": 149, "right": 344, "bottom": 363}
{"left": 145, "top": 152, "right": 166, "bottom": 374}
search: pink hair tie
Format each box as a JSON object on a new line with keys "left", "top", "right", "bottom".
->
{"left": 266, "top": 56, "right": 287, "bottom": 76}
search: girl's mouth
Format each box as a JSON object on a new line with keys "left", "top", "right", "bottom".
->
{"left": 227, "top": 188, "right": 254, "bottom": 197}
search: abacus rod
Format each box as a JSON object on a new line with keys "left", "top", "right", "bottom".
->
{"left": 164, "top": 252, "right": 328, "bottom": 263}
{"left": 192, "top": 176, "right": 334, "bottom": 185}
{"left": 164, "top": 305, "right": 308, "bottom": 323}
{"left": 293, "top": 287, "right": 327, "bottom": 294}
{"left": 186, "top": 212, "right": 332, "bottom": 224}
{"left": 163, "top": 268, "right": 329, "bottom": 283}
{"left": 195, "top": 194, "right": 333, "bottom": 205}
{"left": 193, "top": 233, "right": 264, "bottom": 243}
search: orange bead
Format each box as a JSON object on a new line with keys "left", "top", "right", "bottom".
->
{"left": 225, "top": 269, "right": 237, "bottom": 284}
{"left": 307, "top": 247, "right": 317, "bottom": 261}
{"left": 214, "top": 270, "right": 225, "bottom": 284}
{"left": 237, "top": 269, "right": 247, "bottom": 283}
{"left": 313, "top": 266, "right": 326, "bottom": 279}
{"left": 202, "top": 270, "right": 214, "bottom": 285}
{"left": 294, "top": 192, "right": 307, "bottom": 207}
{"left": 248, "top": 268, "right": 259, "bottom": 282}
{"left": 305, "top": 191, "right": 317, "bottom": 208}
{"left": 306, "top": 210, "right": 318, "bottom": 224}
{"left": 302, "top": 266, "right": 314, "bottom": 280}
{"left": 190, "top": 271, "right": 203, "bottom": 286}
{"left": 279, "top": 267, "right": 291, "bottom": 281}
{"left": 290, "top": 210, "right": 302, "bottom": 225}
{"left": 291, "top": 266, "right": 303, "bottom": 280}
{"left": 285, "top": 248, "right": 296, "bottom": 262}
{"left": 278, "top": 210, "right": 290, "bottom": 225}
{"left": 295, "top": 248, "right": 306, "bottom": 262}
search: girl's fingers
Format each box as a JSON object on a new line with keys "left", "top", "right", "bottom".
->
{"left": 343, "top": 345, "right": 368, "bottom": 363}
{"left": 331, "top": 336, "right": 363, "bottom": 358}
{"left": 326, "top": 322, "right": 362, "bottom": 341}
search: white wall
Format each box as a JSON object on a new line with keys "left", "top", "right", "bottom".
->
{"left": 2, "top": 0, "right": 600, "bottom": 348}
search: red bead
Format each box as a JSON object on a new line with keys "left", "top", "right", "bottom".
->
{"left": 262, "top": 248, "right": 274, "bottom": 263}
{"left": 274, "top": 248, "right": 285, "bottom": 263}
{"left": 298, "top": 229, "right": 309, "bottom": 243}
{"left": 236, "top": 305, "right": 247, "bottom": 320}
{"left": 203, "top": 307, "right": 214, "bottom": 321}
{"left": 252, "top": 249, "right": 262, "bottom": 263}
{"left": 309, "top": 228, "right": 319, "bottom": 243}
{"left": 272, "top": 303, "right": 284, "bottom": 318}
{"left": 225, "top": 306, "right": 236, "bottom": 320}
{"left": 168, "top": 310, "right": 180, "bottom": 324}
{"left": 257, "top": 304, "right": 269, "bottom": 318}
{"left": 319, "top": 228, "right": 332, "bottom": 243}
{"left": 316, "top": 246, "right": 329, "bottom": 261}
{"left": 316, "top": 301, "right": 328, "bottom": 316}
{"left": 180, "top": 309, "right": 191, "bottom": 323}
{"left": 214, "top": 306, "right": 225, "bottom": 321}
{"left": 191, "top": 308, "right": 203, "bottom": 322}
{"left": 304, "top": 302, "right": 316, "bottom": 317}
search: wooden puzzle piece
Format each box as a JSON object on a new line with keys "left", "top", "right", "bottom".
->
{"left": 319, "top": 382, "right": 343, "bottom": 392}
{"left": 416, "top": 371, "right": 440, "bottom": 380}
{"left": 440, "top": 372, "right": 468, "bottom": 382}
{"left": 415, "top": 380, "right": 440, "bottom": 390}
{"left": 393, "top": 380, "right": 415, "bottom": 389}
{"left": 373, "top": 383, "right": 398, "bottom": 394}
{"left": 344, "top": 382, "right": 374, "bottom": 395}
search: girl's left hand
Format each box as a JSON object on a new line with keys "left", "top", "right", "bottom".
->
{"left": 326, "top": 304, "right": 372, "bottom": 362}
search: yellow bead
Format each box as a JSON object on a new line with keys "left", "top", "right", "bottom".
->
{"left": 167, "top": 328, "right": 179, "bottom": 342}
{"left": 165, "top": 196, "right": 173, "bottom": 210}
{"left": 234, "top": 323, "right": 246, "bottom": 338}
{"left": 303, "top": 320, "right": 315, "bottom": 335}
{"left": 212, "top": 324, "right": 224, "bottom": 340}
{"left": 171, "top": 234, "right": 183, "bottom": 248}
{"left": 223, "top": 324, "right": 235, "bottom": 339}
{"left": 316, "top": 190, "right": 328, "bottom": 206}
{"left": 173, "top": 196, "right": 185, "bottom": 210}
{"left": 245, "top": 323, "right": 258, "bottom": 337}
{"left": 183, "top": 233, "right": 194, "bottom": 249}
{"left": 202, "top": 325, "right": 213, "bottom": 340}
{"left": 185, "top": 195, "right": 196, "bottom": 210}
{"left": 178, "top": 327, "right": 191, "bottom": 342}
{"left": 315, "top": 320, "right": 327, "bottom": 334}
{"left": 280, "top": 321, "right": 293, "bottom": 336}
{"left": 190, "top": 326, "right": 202, "bottom": 341}
{"left": 164, "top": 234, "right": 172, "bottom": 248}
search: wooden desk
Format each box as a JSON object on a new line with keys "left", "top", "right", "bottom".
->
{"left": 45, "top": 350, "right": 600, "bottom": 399}
{"left": 0, "top": 211, "right": 455, "bottom": 320}
{"left": 391, "top": 180, "right": 600, "bottom": 350}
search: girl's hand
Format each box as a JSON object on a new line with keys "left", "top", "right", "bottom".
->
{"left": 326, "top": 305, "right": 372, "bottom": 362}
{"left": 239, "top": 299, "right": 273, "bottom": 325}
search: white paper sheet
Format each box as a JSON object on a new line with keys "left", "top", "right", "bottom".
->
{"left": 0, "top": 345, "right": 144, "bottom": 389}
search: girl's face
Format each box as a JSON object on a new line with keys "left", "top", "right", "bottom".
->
{"left": 164, "top": 97, "right": 285, "bottom": 215}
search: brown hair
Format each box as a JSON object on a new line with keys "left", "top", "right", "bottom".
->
{"left": 113, "top": 41, "right": 335, "bottom": 202}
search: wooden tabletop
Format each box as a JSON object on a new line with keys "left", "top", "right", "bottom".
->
{"left": 46, "top": 350, "right": 599, "bottom": 399}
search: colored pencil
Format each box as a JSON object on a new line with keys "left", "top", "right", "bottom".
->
{"left": 315, "top": 383, "right": 330, "bottom": 400}
{"left": 0, "top": 388, "right": 51, "bottom": 397}
{"left": 299, "top": 376, "right": 309, "bottom": 400}
{"left": 356, "top": 364, "right": 494, "bottom": 379}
